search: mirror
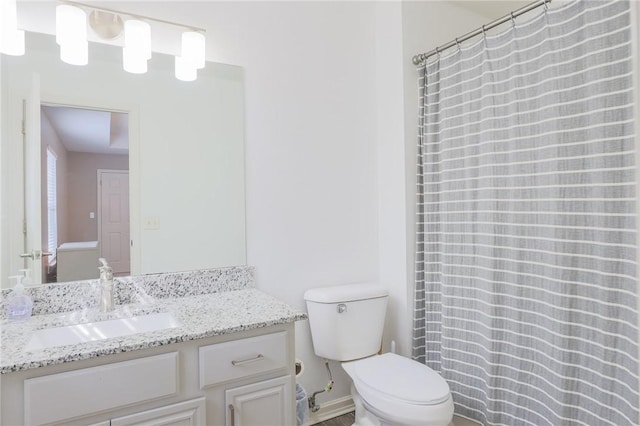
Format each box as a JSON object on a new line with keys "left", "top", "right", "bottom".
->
{"left": 1, "top": 32, "right": 246, "bottom": 287}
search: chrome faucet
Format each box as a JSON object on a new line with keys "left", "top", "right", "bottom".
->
{"left": 98, "top": 258, "right": 115, "bottom": 312}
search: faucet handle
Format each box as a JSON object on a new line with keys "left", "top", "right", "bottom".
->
{"left": 98, "top": 258, "right": 109, "bottom": 268}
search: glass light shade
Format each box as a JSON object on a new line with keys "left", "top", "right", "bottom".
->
{"left": 0, "top": 0, "right": 24, "bottom": 56}
{"left": 1, "top": 0, "right": 18, "bottom": 31}
{"left": 0, "top": 29, "right": 25, "bottom": 56}
{"left": 175, "top": 56, "right": 197, "bottom": 82}
{"left": 60, "top": 40, "right": 88, "bottom": 66}
{"left": 56, "top": 5, "right": 87, "bottom": 47}
{"left": 181, "top": 31, "right": 205, "bottom": 70}
{"left": 124, "top": 19, "right": 151, "bottom": 60}
{"left": 123, "top": 47, "right": 148, "bottom": 74}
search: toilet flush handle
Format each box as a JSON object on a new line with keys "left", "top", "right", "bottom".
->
{"left": 337, "top": 304, "right": 347, "bottom": 314}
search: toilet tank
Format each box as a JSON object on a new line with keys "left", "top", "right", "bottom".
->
{"left": 304, "top": 283, "right": 388, "bottom": 361}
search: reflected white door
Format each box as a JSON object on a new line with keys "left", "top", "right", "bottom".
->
{"left": 98, "top": 170, "right": 130, "bottom": 274}
{"left": 24, "top": 73, "right": 44, "bottom": 284}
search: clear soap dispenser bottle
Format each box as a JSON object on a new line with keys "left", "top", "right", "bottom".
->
{"left": 5, "top": 275, "right": 33, "bottom": 321}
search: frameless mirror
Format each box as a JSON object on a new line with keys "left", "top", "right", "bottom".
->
{"left": 1, "top": 32, "right": 246, "bottom": 287}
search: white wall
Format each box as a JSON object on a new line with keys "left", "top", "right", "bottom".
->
{"left": 228, "top": 1, "right": 382, "bottom": 405}
{"left": 374, "top": 1, "right": 410, "bottom": 359}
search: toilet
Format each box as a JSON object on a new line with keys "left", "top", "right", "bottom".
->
{"left": 304, "top": 283, "right": 454, "bottom": 426}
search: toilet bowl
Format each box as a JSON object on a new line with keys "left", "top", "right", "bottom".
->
{"left": 304, "top": 283, "right": 454, "bottom": 426}
{"left": 342, "top": 353, "right": 453, "bottom": 426}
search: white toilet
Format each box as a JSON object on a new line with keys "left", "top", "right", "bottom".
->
{"left": 304, "top": 283, "right": 454, "bottom": 426}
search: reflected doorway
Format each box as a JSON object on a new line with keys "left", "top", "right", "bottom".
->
{"left": 40, "top": 105, "right": 129, "bottom": 283}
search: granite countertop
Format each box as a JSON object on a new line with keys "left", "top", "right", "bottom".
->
{"left": 1, "top": 288, "right": 307, "bottom": 374}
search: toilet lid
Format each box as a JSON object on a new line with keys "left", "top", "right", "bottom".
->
{"left": 352, "top": 353, "right": 450, "bottom": 405}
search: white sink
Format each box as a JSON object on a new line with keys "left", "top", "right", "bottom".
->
{"left": 24, "top": 312, "right": 179, "bottom": 351}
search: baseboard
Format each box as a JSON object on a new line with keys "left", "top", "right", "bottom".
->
{"left": 306, "top": 395, "right": 355, "bottom": 426}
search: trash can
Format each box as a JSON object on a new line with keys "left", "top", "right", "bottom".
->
{"left": 296, "top": 383, "right": 307, "bottom": 426}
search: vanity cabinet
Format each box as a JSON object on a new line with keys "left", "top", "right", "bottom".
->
{"left": 199, "top": 330, "right": 294, "bottom": 426}
{"left": 225, "top": 376, "right": 293, "bottom": 426}
{"left": 0, "top": 323, "right": 295, "bottom": 426}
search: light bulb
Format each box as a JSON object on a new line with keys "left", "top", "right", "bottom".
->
{"left": 175, "top": 56, "right": 197, "bottom": 82}
{"left": 60, "top": 40, "right": 88, "bottom": 66}
{"left": 123, "top": 47, "right": 147, "bottom": 74}
{"left": 181, "top": 31, "right": 205, "bottom": 70}
{"left": 56, "top": 5, "right": 87, "bottom": 47}
{"left": 0, "top": 0, "right": 24, "bottom": 56}
{"left": 0, "top": 29, "right": 25, "bottom": 56}
{"left": 1, "top": 0, "right": 18, "bottom": 29}
{"left": 124, "top": 19, "right": 151, "bottom": 60}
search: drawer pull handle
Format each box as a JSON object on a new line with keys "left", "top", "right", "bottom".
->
{"left": 229, "top": 404, "right": 235, "bottom": 425}
{"left": 231, "top": 354, "right": 264, "bottom": 366}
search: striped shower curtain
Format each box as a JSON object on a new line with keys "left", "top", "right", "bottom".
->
{"left": 413, "top": 1, "right": 638, "bottom": 425}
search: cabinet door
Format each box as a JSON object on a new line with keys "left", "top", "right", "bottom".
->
{"left": 226, "top": 376, "right": 293, "bottom": 426}
{"left": 110, "top": 397, "right": 206, "bottom": 426}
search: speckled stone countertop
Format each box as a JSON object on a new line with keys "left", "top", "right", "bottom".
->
{"left": 1, "top": 268, "right": 307, "bottom": 374}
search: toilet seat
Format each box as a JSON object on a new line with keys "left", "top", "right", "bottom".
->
{"left": 348, "top": 352, "right": 450, "bottom": 405}
{"left": 342, "top": 353, "right": 453, "bottom": 426}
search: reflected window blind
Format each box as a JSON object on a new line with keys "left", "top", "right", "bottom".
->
{"left": 46, "top": 147, "right": 57, "bottom": 264}
{"left": 413, "top": 1, "right": 638, "bottom": 425}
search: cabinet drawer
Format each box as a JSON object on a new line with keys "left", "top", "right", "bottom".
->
{"left": 199, "top": 331, "right": 288, "bottom": 388}
{"left": 24, "top": 352, "right": 178, "bottom": 426}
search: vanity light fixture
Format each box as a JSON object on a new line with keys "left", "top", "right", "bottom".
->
{"left": 0, "top": 0, "right": 25, "bottom": 56}
{"left": 57, "top": 1, "right": 207, "bottom": 80}
{"left": 1, "top": 0, "right": 207, "bottom": 81}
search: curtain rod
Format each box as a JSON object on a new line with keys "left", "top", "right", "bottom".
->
{"left": 411, "top": 0, "right": 551, "bottom": 66}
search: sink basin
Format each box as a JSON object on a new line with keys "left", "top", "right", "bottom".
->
{"left": 24, "top": 312, "right": 179, "bottom": 351}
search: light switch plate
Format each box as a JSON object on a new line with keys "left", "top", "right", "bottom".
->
{"left": 143, "top": 216, "right": 160, "bottom": 230}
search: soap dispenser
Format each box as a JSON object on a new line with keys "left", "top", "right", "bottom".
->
{"left": 5, "top": 275, "right": 33, "bottom": 321}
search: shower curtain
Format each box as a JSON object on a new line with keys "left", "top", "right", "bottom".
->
{"left": 413, "top": 1, "right": 638, "bottom": 425}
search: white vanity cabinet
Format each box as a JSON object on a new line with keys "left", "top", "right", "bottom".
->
{"left": 225, "top": 376, "right": 293, "bottom": 426}
{"left": 0, "top": 323, "right": 295, "bottom": 426}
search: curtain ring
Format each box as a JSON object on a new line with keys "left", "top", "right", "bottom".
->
{"left": 544, "top": 0, "right": 549, "bottom": 11}
{"left": 481, "top": 24, "right": 487, "bottom": 36}
{"left": 510, "top": 12, "right": 516, "bottom": 27}
{"left": 435, "top": 47, "right": 441, "bottom": 59}
{"left": 455, "top": 37, "right": 461, "bottom": 51}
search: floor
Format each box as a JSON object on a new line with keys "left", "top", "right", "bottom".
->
{"left": 317, "top": 412, "right": 479, "bottom": 426}
{"left": 316, "top": 412, "right": 355, "bottom": 426}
